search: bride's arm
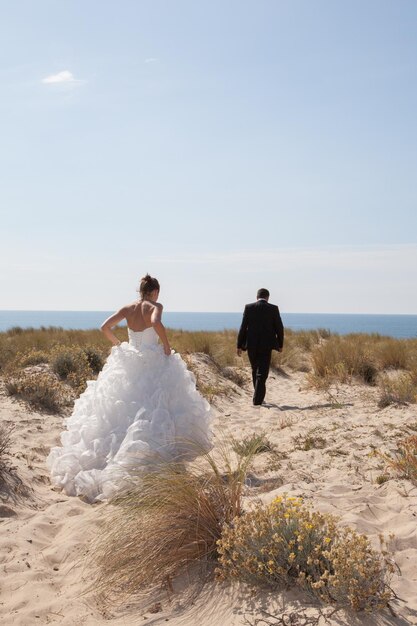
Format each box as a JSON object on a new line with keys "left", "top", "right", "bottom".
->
{"left": 100, "top": 308, "right": 127, "bottom": 346}
{"left": 151, "top": 304, "right": 171, "bottom": 356}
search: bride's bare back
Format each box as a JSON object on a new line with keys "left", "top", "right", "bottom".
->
{"left": 123, "top": 299, "right": 161, "bottom": 331}
{"left": 101, "top": 297, "right": 170, "bottom": 355}
{"left": 101, "top": 274, "right": 171, "bottom": 355}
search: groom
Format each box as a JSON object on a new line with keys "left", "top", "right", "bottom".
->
{"left": 237, "top": 288, "right": 284, "bottom": 406}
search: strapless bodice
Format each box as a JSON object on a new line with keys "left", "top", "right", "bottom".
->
{"left": 128, "top": 326, "right": 159, "bottom": 350}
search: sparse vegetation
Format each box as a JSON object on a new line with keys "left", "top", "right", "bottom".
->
{"left": 0, "top": 326, "right": 327, "bottom": 376}
{"left": 293, "top": 430, "right": 327, "bottom": 451}
{"left": 1, "top": 325, "right": 413, "bottom": 615}
{"left": 378, "top": 373, "right": 417, "bottom": 408}
{"left": 94, "top": 442, "right": 259, "bottom": 601}
{"left": 4, "top": 371, "right": 71, "bottom": 412}
{"left": 232, "top": 432, "right": 274, "bottom": 456}
{"left": 309, "top": 336, "right": 378, "bottom": 386}
{"left": 1, "top": 326, "right": 417, "bottom": 414}
{"left": 277, "top": 415, "right": 296, "bottom": 430}
{"left": 0, "top": 423, "right": 12, "bottom": 484}
{"left": 50, "top": 345, "right": 97, "bottom": 393}
{"left": 379, "top": 435, "right": 417, "bottom": 485}
{"left": 15, "top": 349, "right": 50, "bottom": 367}
{"left": 221, "top": 365, "right": 246, "bottom": 387}
{"left": 0, "top": 326, "right": 125, "bottom": 373}
{"left": 376, "top": 474, "right": 390, "bottom": 485}
{"left": 305, "top": 334, "right": 417, "bottom": 405}
{"left": 217, "top": 495, "right": 394, "bottom": 612}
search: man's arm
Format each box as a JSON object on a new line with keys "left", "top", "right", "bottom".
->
{"left": 237, "top": 305, "right": 249, "bottom": 356}
{"left": 274, "top": 305, "right": 284, "bottom": 351}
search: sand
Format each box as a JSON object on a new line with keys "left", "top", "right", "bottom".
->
{"left": 1, "top": 359, "right": 417, "bottom": 625}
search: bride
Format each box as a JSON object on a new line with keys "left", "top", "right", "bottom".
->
{"left": 47, "top": 274, "right": 212, "bottom": 502}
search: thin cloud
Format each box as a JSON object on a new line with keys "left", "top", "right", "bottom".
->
{"left": 41, "top": 70, "right": 82, "bottom": 84}
{"left": 148, "top": 244, "right": 417, "bottom": 272}
{"left": 144, "top": 57, "right": 158, "bottom": 64}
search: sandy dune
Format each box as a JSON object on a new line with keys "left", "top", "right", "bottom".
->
{"left": 1, "top": 360, "right": 417, "bottom": 625}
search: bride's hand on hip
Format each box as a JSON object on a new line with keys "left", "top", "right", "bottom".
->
{"left": 164, "top": 344, "right": 171, "bottom": 356}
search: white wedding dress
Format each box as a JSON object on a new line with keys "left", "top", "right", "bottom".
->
{"left": 47, "top": 327, "right": 212, "bottom": 502}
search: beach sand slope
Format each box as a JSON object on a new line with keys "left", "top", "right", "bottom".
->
{"left": 1, "top": 365, "right": 417, "bottom": 625}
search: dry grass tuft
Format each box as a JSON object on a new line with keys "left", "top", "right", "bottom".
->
{"left": 217, "top": 495, "right": 394, "bottom": 612}
{"left": 379, "top": 435, "right": 417, "bottom": 485}
{"left": 375, "top": 339, "right": 410, "bottom": 370}
{"left": 94, "top": 442, "right": 258, "bottom": 602}
{"left": 168, "top": 330, "right": 238, "bottom": 368}
{"left": 0, "top": 423, "right": 12, "bottom": 484}
{"left": 271, "top": 347, "right": 311, "bottom": 374}
{"left": 232, "top": 432, "right": 274, "bottom": 457}
{"left": 375, "top": 474, "right": 390, "bottom": 485}
{"left": 310, "top": 336, "right": 378, "bottom": 386}
{"left": 308, "top": 334, "right": 417, "bottom": 394}
{"left": 378, "top": 373, "right": 417, "bottom": 408}
{"left": 293, "top": 430, "right": 327, "bottom": 451}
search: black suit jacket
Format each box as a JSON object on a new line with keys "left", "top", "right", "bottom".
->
{"left": 237, "top": 300, "right": 284, "bottom": 352}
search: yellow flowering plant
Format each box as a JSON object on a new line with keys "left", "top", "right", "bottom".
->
{"left": 217, "top": 495, "right": 394, "bottom": 612}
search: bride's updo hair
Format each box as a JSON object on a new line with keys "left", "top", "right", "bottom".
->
{"left": 138, "top": 274, "right": 160, "bottom": 298}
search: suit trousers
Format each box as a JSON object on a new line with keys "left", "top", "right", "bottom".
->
{"left": 247, "top": 349, "right": 272, "bottom": 405}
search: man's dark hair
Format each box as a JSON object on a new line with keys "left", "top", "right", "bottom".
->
{"left": 257, "top": 288, "right": 270, "bottom": 299}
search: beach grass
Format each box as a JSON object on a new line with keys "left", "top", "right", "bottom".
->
{"left": 0, "top": 325, "right": 410, "bottom": 616}
{"left": 93, "top": 440, "right": 259, "bottom": 601}
{"left": 0, "top": 423, "right": 12, "bottom": 485}
{"left": 231, "top": 431, "right": 275, "bottom": 456}
{"left": 379, "top": 435, "right": 417, "bottom": 485}
{"left": 1, "top": 327, "right": 417, "bottom": 411}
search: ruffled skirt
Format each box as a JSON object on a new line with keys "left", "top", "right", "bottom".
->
{"left": 47, "top": 343, "right": 212, "bottom": 501}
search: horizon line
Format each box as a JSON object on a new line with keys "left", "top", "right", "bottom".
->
{"left": 1, "top": 309, "right": 417, "bottom": 317}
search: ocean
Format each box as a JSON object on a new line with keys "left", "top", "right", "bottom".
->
{"left": 0, "top": 311, "right": 416, "bottom": 339}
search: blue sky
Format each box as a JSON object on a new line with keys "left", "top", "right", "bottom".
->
{"left": 1, "top": 1, "right": 416, "bottom": 313}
